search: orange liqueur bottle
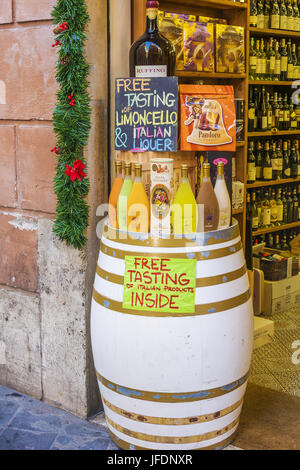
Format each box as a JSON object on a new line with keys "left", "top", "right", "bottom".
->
{"left": 127, "top": 163, "right": 150, "bottom": 233}
{"left": 108, "top": 161, "right": 123, "bottom": 228}
{"left": 196, "top": 163, "right": 220, "bottom": 232}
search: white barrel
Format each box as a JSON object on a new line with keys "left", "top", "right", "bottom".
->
{"left": 91, "top": 220, "right": 253, "bottom": 450}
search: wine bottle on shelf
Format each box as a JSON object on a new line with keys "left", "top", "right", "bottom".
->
{"left": 269, "top": 38, "right": 276, "bottom": 80}
{"left": 256, "top": 189, "right": 263, "bottom": 227}
{"left": 293, "top": 187, "right": 299, "bottom": 221}
{"left": 283, "top": 139, "right": 291, "bottom": 177}
{"left": 256, "top": 141, "right": 263, "bottom": 179}
{"left": 197, "top": 163, "right": 220, "bottom": 232}
{"left": 251, "top": 191, "right": 259, "bottom": 231}
{"left": 287, "top": 0, "right": 294, "bottom": 30}
{"left": 293, "top": 0, "right": 300, "bottom": 31}
{"left": 298, "top": 185, "right": 300, "bottom": 220}
{"left": 290, "top": 96, "right": 298, "bottom": 129}
{"left": 273, "top": 92, "right": 280, "bottom": 129}
{"left": 283, "top": 93, "right": 290, "bottom": 130}
{"left": 249, "top": 37, "right": 257, "bottom": 80}
{"left": 274, "top": 40, "right": 281, "bottom": 81}
{"left": 260, "top": 39, "right": 267, "bottom": 80}
{"left": 171, "top": 165, "right": 197, "bottom": 235}
{"left": 282, "top": 186, "right": 288, "bottom": 223}
{"left": 117, "top": 162, "right": 133, "bottom": 231}
{"left": 280, "top": 0, "right": 288, "bottom": 29}
{"left": 256, "top": 39, "right": 262, "bottom": 80}
{"left": 250, "top": 0, "right": 258, "bottom": 27}
{"left": 264, "top": 0, "right": 271, "bottom": 28}
{"left": 214, "top": 162, "right": 231, "bottom": 230}
{"left": 266, "top": 92, "right": 273, "bottom": 130}
{"left": 287, "top": 39, "right": 294, "bottom": 81}
{"left": 259, "top": 86, "right": 268, "bottom": 130}
{"left": 270, "top": 188, "right": 278, "bottom": 226}
{"left": 292, "top": 43, "right": 297, "bottom": 79}
{"left": 245, "top": 193, "right": 253, "bottom": 271}
{"left": 108, "top": 161, "right": 123, "bottom": 229}
{"left": 248, "top": 87, "right": 256, "bottom": 131}
{"left": 271, "top": 0, "right": 280, "bottom": 29}
{"left": 248, "top": 141, "right": 257, "bottom": 183}
{"left": 291, "top": 141, "right": 298, "bottom": 178}
{"left": 127, "top": 163, "right": 150, "bottom": 233}
{"left": 281, "top": 231, "right": 290, "bottom": 249}
{"left": 262, "top": 189, "right": 271, "bottom": 227}
{"left": 280, "top": 39, "right": 288, "bottom": 81}
{"left": 257, "top": 0, "right": 265, "bottom": 28}
{"left": 276, "top": 188, "right": 284, "bottom": 225}
{"left": 287, "top": 187, "right": 294, "bottom": 222}
{"left": 296, "top": 140, "right": 300, "bottom": 176}
{"left": 263, "top": 140, "right": 273, "bottom": 180}
{"left": 278, "top": 93, "right": 284, "bottom": 129}
{"left": 129, "top": 0, "right": 176, "bottom": 78}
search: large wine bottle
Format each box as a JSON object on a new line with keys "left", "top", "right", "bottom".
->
{"left": 129, "top": 1, "right": 176, "bottom": 77}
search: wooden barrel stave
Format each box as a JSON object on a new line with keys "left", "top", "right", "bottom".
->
{"left": 91, "top": 221, "right": 253, "bottom": 450}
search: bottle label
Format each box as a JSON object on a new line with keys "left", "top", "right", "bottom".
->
{"left": 261, "top": 59, "right": 267, "bottom": 74}
{"left": 250, "top": 56, "right": 257, "bottom": 67}
{"left": 256, "top": 165, "right": 262, "bottom": 179}
{"left": 263, "top": 167, "right": 273, "bottom": 179}
{"left": 261, "top": 116, "right": 268, "bottom": 129}
{"left": 281, "top": 56, "right": 288, "bottom": 72}
{"left": 268, "top": 111, "right": 273, "bottom": 126}
{"left": 280, "top": 16, "right": 287, "bottom": 30}
{"left": 284, "top": 167, "right": 291, "bottom": 177}
{"left": 284, "top": 110, "right": 290, "bottom": 121}
{"left": 257, "top": 15, "right": 265, "bottom": 29}
{"left": 277, "top": 205, "right": 283, "bottom": 221}
{"left": 252, "top": 216, "right": 259, "bottom": 229}
{"left": 250, "top": 15, "right": 258, "bottom": 26}
{"left": 275, "top": 59, "right": 281, "bottom": 75}
{"left": 135, "top": 65, "right": 167, "bottom": 77}
{"left": 271, "top": 14, "right": 280, "bottom": 29}
{"left": 272, "top": 158, "right": 283, "bottom": 170}
{"left": 298, "top": 164, "right": 300, "bottom": 176}
{"left": 270, "top": 56, "right": 276, "bottom": 71}
{"left": 248, "top": 163, "right": 256, "bottom": 182}
{"left": 271, "top": 206, "right": 278, "bottom": 221}
{"left": 288, "top": 17, "right": 294, "bottom": 30}
{"left": 248, "top": 108, "right": 255, "bottom": 120}
{"left": 263, "top": 208, "right": 271, "bottom": 226}
{"left": 257, "top": 58, "right": 262, "bottom": 75}
{"left": 288, "top": 64, "right": 294, "bottom": 79}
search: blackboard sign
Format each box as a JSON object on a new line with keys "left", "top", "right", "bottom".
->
{"left": 115, "top": 77, "right": 178, "bottom": 152}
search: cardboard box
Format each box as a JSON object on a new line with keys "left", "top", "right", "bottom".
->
{"left": 253, "top": 316, "right": 274, "bottom": 350}
{"left": 259, "top": 248, "right": 299, "bottom": 279}
{"left": 264, "top": 274, "right": 300, "bottom": 316}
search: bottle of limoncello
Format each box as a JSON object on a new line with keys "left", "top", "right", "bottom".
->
{"left": 171, "top": 164, "right": 198, "bottom": 235}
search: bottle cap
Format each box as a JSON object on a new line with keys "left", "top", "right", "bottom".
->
{"left": 146, "top": 1, "right": 159, "bottom": 8}
{"left": 115, "top": 160, "right": 122, "bottom": 172}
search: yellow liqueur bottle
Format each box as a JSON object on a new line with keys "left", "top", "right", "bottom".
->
{"left": 127, "top": 163, "right": 150, "bottom": 233}
{"left": 108, "top": 160, "right": 123, "bottom": 229}
{"left": 171, "top": 164, "right": 197, "bottom": 235}
{"left": 117, "top": 162, "right": 133, "bottom": 231}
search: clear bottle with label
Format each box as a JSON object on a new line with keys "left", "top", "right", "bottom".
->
{"left": 249, "top": 37, "right": 257, "bottom": 80}
{"left": 251, "top": 191, "right": 259, "bottom": 231}
{"left": 280, "top": 0, "right": 288, "bottom": 29}
{"left": 117, "top": 162, "right": 133, "bottom": 231}
{"left": 293, "top": 187, "right": 299, "bottom": 221}
{"left": 257, "top": 0, "right": 265, "bottom": 28}
{"left": 271, "top": 0, "right": 280, "bottom": 28}
{"left": 214, "top": 162, "right": 231, "bottom": 230}
{"left": 129, "top": 0, "right": 176, "bottom": 77}
{"left": 283, "top": 139, "right": 291, "bottom": 178}
{"left": 250, "top": 0, "right": 258, "bottom": 27}
{"left": 270, "top": 188, "right": 278, "bottom": 226}
{"left": 197, "top": 163, "right": 220, "bottom": 232}
{"left": 263, "top": 140, "right": 273, "bottom": 180}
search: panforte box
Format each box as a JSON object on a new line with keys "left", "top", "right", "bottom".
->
{"left": 215, "top": 25, "right": 245, "bottom": 74}
{"left": 183, "top": 21, "right": 214, "bottom": 72}
{"left": 180, "top": 85, "right": 236, "bottom": 152}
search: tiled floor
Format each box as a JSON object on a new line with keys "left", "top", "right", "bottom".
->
{"left": 0, "top": 385, "right": 118, "bottom": 450}
{"left": 249, "top": 306, "right": 300, "bottom": 397}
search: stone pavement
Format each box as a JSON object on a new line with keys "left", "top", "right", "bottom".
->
{"left": 0, "top": 384, "right": 118, "bottom": 450}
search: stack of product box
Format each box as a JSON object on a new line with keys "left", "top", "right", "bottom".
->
{"left": 158, "top": 11, "right": 245, "bottom": 74}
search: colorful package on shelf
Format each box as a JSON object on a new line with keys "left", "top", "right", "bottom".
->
{"left": 180, "top": 85, "right": 236, "bottom": 152}
{"left": 183, "top": 21, "right": 214, "bottom": 73}
{"left": 215, "top": 25, "right": 245, "bottom": 74}
{"left": 198, "top": 16, "right": 227, "bottom": 25}
{"left": 159, "top": 13, "right": 196, "bottom": 71}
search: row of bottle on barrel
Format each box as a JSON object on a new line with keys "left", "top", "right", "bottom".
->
{"left": 108, "top": 158, "right": 232, "bottom": 236}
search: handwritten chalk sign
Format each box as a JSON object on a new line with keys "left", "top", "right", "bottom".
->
{"left": 115, "top": 77, "right": 178, "bottom": 152}
{"left": 123, "top": 256, "right": 196, "bottom": 314}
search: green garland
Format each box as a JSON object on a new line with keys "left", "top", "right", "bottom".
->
{"left": 51, "top": 0, "right": 91, "bottom": 250}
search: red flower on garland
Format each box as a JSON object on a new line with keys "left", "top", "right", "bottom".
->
{"left": 65, "top": 159, "right": 87, "bottom": 182}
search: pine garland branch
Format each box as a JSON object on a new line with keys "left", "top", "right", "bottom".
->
{"left": 51, "top": 0, "right": 91, "bottom": 250}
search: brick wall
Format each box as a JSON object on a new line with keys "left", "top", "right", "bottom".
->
{"left": 0, "top": 0, "right": 57, "bottom": 293}
{"left": 0, "top": 0, "right": 108, "bottom": 418}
